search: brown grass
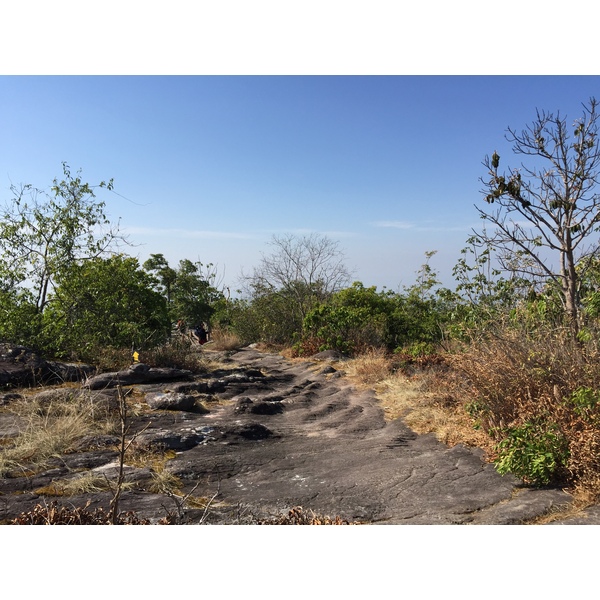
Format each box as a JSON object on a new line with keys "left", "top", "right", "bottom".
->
{"left": 208, "top": 327, "right": 242, "bottom": 351}
{"left": 446, "top": 326, "right": 600, "bottom": 499}
{"left": 344, "top": 347, "right": 392, "bottom": 385}
{"left": 0, "top": 393, "right": 119, "bottom": 478}
{"left": 343, "top": 348, "right": 491, "bottom": 451}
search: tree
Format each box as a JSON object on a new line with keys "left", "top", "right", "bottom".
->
{"left": 143, "top": 253, "right": 177, "bottom": 306}
{"left": 170, "top": 259, "right": 223, "bottom": 327}
{"left": 478, "top": 98, "right": 600, "bottom": 335}
{"left": 143, "top": 256, "right": 224, "bottom": 327}
{"left": 242, "top": 233, "right": 352, "bottom": 337}
{"left": 43, "top": 255, "right": 170, "bottom": 358}
{"left": 0, "top": 163, "right": 124, "bottom": 314}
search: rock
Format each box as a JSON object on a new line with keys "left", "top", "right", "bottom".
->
{"left": 83, "top": 363, "right": 193, "bottom": 390}
{"left": 43, "top": 361, "right": 96, "bottom": 384}
{"left": 133, "top": 427, "right": 213, "bottom": 450}
{"left": 0, "top": 343, "right": 95, "bottom": 389}
{"left": 222, "top": 422, "right": 274, "bottom": 441}
{"left": 0, "top": 392, "right": 22, "bottom": 406}
{"left": 234, "top": 397, "right": 284, "bottom": 415}
{"left": 0, "top": 413, "right": 27, "bottom": 439}
{"left": 145, "top": 392, "right": 197, "bottom": 411}
{"left": 312, "top": 349, "right": 348, "bottom": 361}
{"left": 30, "top": 388, "right": 118, "bottom": 408}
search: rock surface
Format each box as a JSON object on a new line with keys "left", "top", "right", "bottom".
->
{"left": 1, "top": 346, "right": 599, "bottom": 525}
{"left": 0, "top": 344, "right": 95, "bottom": 388}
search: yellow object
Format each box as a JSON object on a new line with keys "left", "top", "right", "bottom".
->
{"left": 132, "top": 351, "right": 140, "bottom": 363}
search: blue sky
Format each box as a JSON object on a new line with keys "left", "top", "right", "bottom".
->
{"left": 2, "top": 75, "right": 599, "bottom": 293}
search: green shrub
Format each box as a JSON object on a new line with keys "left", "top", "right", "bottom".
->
{"left": 494, "top": 420, "right": 569, "bottom": 485}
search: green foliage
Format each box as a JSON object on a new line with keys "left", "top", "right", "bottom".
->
{"left": 237, "top": 233, "right": 352, "bottom": 346}
{"left": 0, "top": 163, "right": 122, "bottom": 314}
{"left": 298, "top": 272, "right": 449, "bottom": 356}
{"left": 568, "top": 387, "right": 600, "bottom": 422}
{"left": 142, "top": 253, "right": 177, "bottom": 305}
{"left": 42, "top": 255, "right": 170, "bottom": 359}
{"left": 447, "top": 236, "right": 534, "bottom": 339}
{"left": 170, "top": 259, "right": 222, "bottom": 326}
{"left": 494, "top": 420, "right": 569, "bottom": 485}
{"left": 0, "top": 289, "right": 42, "bottom": 347}
{"left": 143, "top": 256, "right": 224, "bottom": 328}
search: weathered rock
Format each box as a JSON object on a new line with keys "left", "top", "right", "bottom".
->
{"left": 43, "top": 361, "right": 96, "bottom": 384}
{"left": 145, "top": 392, "right": 197, "bottom": 411}
{"left": 3, "top": 345, "right": 600, "bottom": 525}
{"left": 234, "top": 396, "right": 284, "bottom": 415}
{"left": 0, "top": 392, "right": 22, "bottom": 406}
{"left": 222, "top": 422, "right": 274, "bottom": 441}
{"left": 312, "top": 349, "right": 349, "bottom": 361}
{"left": 0, "top": 344, "right": 95, "bottom": 388}
{"left": 83, "top": 363, "right": 193, "bottom": 389}
{"left": 133, "top": 426, "right": 213, "bottom": 450}
{"left": 0, "top": 413, "right": 27, "bottom": 439}
{"left": 29, "top": 388, "right": 119, "bottom": 411}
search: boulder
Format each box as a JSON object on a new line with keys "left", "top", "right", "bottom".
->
{"left": 133, "top": 427, "right": 213, "bottom": 450}
{"left": 0, "top": 344, "right": 95, "bottom": 389}
{"left": 144, "top": 392, "right": 197, "bottom": 411}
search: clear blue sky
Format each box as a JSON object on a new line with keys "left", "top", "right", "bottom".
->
{"left": 1, "top": 75, "right": 599, "bottom": 293}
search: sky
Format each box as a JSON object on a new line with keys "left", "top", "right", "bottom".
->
{"left": 2, "top": 75, "right": 600, "bottom": 295}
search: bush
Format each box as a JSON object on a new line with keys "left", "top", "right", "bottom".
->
{"left": 494, "top": 419, "right": 569, "bottom": 485}
{"left": 447, "top": 323, "right": 600, "bottom": 493}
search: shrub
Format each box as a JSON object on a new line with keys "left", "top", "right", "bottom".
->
{"left": 494, "top": 419, "right": 569, "bottom": 485}
{"left": 447, "top": 323, "right": 600, "bottom": 494}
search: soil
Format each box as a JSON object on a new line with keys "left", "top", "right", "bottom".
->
{"left": 1, "top": 345, "right": 598, "bottom": 525}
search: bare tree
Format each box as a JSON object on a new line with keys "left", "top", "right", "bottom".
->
{"left": 477, "top": 97, "right": 600, "bottom": 335}
{"left": 241, "top": 233, "right": 353, "bottom": 339}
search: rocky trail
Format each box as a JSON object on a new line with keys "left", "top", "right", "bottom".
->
{"left": 2, "top": 345, "right": 599, "bottom": 525}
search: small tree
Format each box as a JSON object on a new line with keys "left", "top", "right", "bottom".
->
{"left": 241, "top": 233, "right": 352, "bottom": 341}
{"left": 143, "top": 253, "right": 177, "bottom": 306}
{"left": 478, "top": 98, "right": 600, "bottom": 335}
{"left": 0, "top": 163, "right": 124, "bottom": 314}
{"left": 170, "top": 259, "right": 223, "bottom": 327}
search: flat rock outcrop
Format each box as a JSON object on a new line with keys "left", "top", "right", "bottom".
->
{"left": 1, "top": 346, "right": 599, "bottom": 524}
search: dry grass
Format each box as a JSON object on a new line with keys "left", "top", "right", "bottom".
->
{"left": 208, "top": 327, "right": 242, "bottom": 351}
{"left": 343, "top": 348, "right": 491, "bottom": 452}
{"left": 446, "top": 326, "right": 600, "bottom": 498}
{"left": 257, "top": 506, "right": 359, "bottom": 525}
{"left": 0, "top": 394, "right": 118, "bottom": 478}
{"left": 344, "top": 348, "right": 392, "bottom": 385}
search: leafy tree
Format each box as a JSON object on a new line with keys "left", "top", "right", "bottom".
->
{"left": 478, "top": 98, "right": 600, "bottom": 335}
{"left": 170, "top": 259, "right": 223, "bottom": 327}
{"left": 143, "top": 256, "right": 224, "bottom": 328}
{"left": 43, "top": 255, "right": 170, "bottom": 358}
{"left": 300, "top": 273, "right": 449, "bottom": 356}
{"left": 143, "top": 253, "right": 177, "bottom": 306}
{"left": 0, "top": 288, "right": 40, "bottom": 347}
{"left": 301, "top": 282, "right": 390, "bottom": 354}
{"left": 0, "top": 163, "right": 124, "bottom": 315}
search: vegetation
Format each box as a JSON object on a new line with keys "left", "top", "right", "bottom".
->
{"left": 4, "top": 97, "right": 600, "bottom": 512}
{"left": 478, "top": 97, "right": 600, "bottom": 337}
